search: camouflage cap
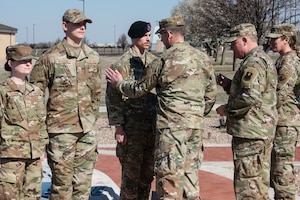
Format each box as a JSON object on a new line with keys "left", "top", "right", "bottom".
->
{"left": 155, "top": 15, "right": 185, "bottom": 34}
{"left": 6, "top": 44, "right": 34, "bottom": 61}
{"left": 226, "top": 23, "right": 257, "bottom": 43}
{"left": 5, "top": 44, "right": 34, "bottom": 71}
{"left": 62, "top": 8, "right": 92, "bottom": 24}
{"left": 266, "top": 24, "right": 296, "bottom": 38}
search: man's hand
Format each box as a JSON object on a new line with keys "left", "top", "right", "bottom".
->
{"left": 216, "top": 73, "right": 230, "bottom": 88}
{"left": 106, "top": 68, "right": 124, "bottom": 85}
{"left": 115, "top": 125, "right": 127, "bottom": 145}
{"left": 216, "top": 104, "right": 227, "bottom": 116}
{"left": 40, "top": 153, "right": 46, "bottom": 162}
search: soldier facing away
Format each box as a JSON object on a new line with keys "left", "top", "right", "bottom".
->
{"left": 267, "top": 24, "right": 300, "bottom": 200}
{"left": 30, "top": 8, "right": 102, "bottom": 200}
{"left": 106, "top": 15, "right": 217, "bottom": 199}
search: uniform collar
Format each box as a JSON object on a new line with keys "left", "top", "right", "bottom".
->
{"left": 7, "top": 78, "right": 34, "bottom": 94}
{"left": 62, "top": 38, "right": 88, "bottom": 60}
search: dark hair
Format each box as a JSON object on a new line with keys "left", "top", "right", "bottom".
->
{"left": 296, "top": 47, "right": 300, "bottom": 58}
{"left": 282, "top": 35, "right": 300, "bottom": 58}
{"left": 4, "top": 61, "right": 11, "bottom": 71}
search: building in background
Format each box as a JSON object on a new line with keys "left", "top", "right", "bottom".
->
{"left": 0, "top": 24, "right": 17, "bottom": 60}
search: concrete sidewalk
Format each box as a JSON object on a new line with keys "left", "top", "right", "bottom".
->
{"left": 41, "top": 159, "right": 120, "bottom": 200}
{"left": 96, "top": 144, "right": 300, "bottom": 200}
{"left": 41, "top": 144, "right": 300, "bottom": 199}
{"left": 44, "top": 103, "right": 300, "bottom": 199}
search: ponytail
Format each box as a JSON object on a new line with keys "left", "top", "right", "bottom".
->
{"left": 296, "top": 45, "right": 300, "bottom": 58}
{"left": 287, "top": 35, "right": 300, "bottom": 58}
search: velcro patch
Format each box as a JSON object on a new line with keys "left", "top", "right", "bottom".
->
{"left": 241, "top": 67, "right": 258, "bottom": 87}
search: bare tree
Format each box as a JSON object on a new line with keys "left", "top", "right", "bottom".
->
{"left": 172, "top": 0, "right": 299, "bottom": 46}
{"left": 117, "top": 33, "right": 129, "bottom": 52}
{"left": 172, "top": 0, "right": 300, "bottom": 69}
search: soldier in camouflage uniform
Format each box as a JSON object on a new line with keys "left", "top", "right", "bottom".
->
{"left": 266, "top": 24, "right": 300, "bottom": 200}
{"left": 106, "top": 16, "right": 217, "bottom": 200}
{"left": 0, "top": 45, "right": 48, "bottom": 199}
{"left": 105, "top": 21, "right": 157, "bottom": 200}
{"left": 216, "top": 23, "right": 278, "bottom": 200}
{"left": 29, "top": 9, "right": 101, "bottom": 200}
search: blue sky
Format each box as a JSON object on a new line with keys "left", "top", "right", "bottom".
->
{"left": 0, "top": 0, "right": 181, "bottom": 45}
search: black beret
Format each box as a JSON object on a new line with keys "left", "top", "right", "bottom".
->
{"left": 128, "top": 21, "right": 151, "bottom": 38}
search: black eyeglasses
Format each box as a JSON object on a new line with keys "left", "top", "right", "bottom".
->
{"left": 158, "top": 31, "right": 167, "bottom": 39}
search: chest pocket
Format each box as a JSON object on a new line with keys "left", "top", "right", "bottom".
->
{"left": 4, "top": 92, "right": 25, "bottom": 124}
{"left": 129, "top": 57, "right": 145, "bottom": 80}
{"left": 53, "top": 63, "right": 76, "bottom": 91}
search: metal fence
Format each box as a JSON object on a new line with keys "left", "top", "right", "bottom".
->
{"left": 33, "top": 46, "right": 129, "bottom": 56}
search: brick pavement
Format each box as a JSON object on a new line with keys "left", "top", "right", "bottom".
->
{"left": 96, "top": 145, "right": 300, "bottom": 200}
{"left": 95, "top": 146, "right": 235, "bottom": 200}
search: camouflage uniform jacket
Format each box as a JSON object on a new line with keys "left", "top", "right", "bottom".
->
{"left": 30, "top": 38, "right": 102, "bottom": 134}
{"left": 276, "top": 50, "right": 300, "bottom": 126}
{"left": 106, "top": 48, "right": 157, "bottom": 129}
{"left": 226, "top": 47, "right": 278, "bottom": 139}
{"left": 0, "top": 78, "right": 48, "bottom": 159}
{"left": 117, "top": 42, "right": 217, "bottom": 129}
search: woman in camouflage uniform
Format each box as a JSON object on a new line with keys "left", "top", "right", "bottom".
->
{"left": 267, "top": 24, "right": 300, "bottom": 200}
{"left": 0, "top": 45, "right": 48, "bottom": 199}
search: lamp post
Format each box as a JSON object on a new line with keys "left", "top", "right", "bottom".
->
{"left": 80, "top": 0, "right": 85, "bottom": 13}
{"left": 33, "top": 24, "right": 35, "bottom": 44}
{"left": 26, "top": 27, "right": 28, "bottom": 43}
{"left": 114, "top": 24, "right": 116, "bottom": 46}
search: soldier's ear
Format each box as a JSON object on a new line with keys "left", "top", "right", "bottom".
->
{"left": 284, "top": 37, "right": 290, "bottom": 43}
{"left": 241, "top": 37, "right": 249, "bottom": 47}
{"left": 242, "top": 37, "right": 247, "bottom": 43}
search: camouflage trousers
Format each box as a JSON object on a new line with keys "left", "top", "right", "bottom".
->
{"left": 271, "top": 126, "right": 299, "bottom": 200}
{"left": 0, "top": 158, "right": 42, "bottom": 200}
{"left": 47, "top": 131, "right": 97, "bottom": 200}
{"left": 116, "top": 131, "right": 155, "bottom": 200}
{"left": 232, "top": 136, "right": 274, "bottom": 200}
{"left": 155, "top": 128, "right": 203, "bottom": 200}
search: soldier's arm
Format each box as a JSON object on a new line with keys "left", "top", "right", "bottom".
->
{"left": 116, "top": 58, "right": 162, "bottom": 98}
{"left": 29, "top": 56, "right": 51, "bottom": 94}
{"left": 105, "top": 62, "right": 127, "bottom": 126}
{"left": 91, "top": 61, "right": 102, "bottom": 121}
{"left": 203, "top": 60, "right": 217, "bottom": 116}
{"left": 277, "top": 57, "right": 299, "bottom": 105}
{"left": 226, "top": 63, "right": 261, "bottom": 117}
{"left": 105, "top": 82, "right": 125, "bottom": 125}
{"left": 36, "top": 89, "right": 48, "bottom": 146}
{"left": 106, "top": 78, "right": 127, "bottom": 144}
